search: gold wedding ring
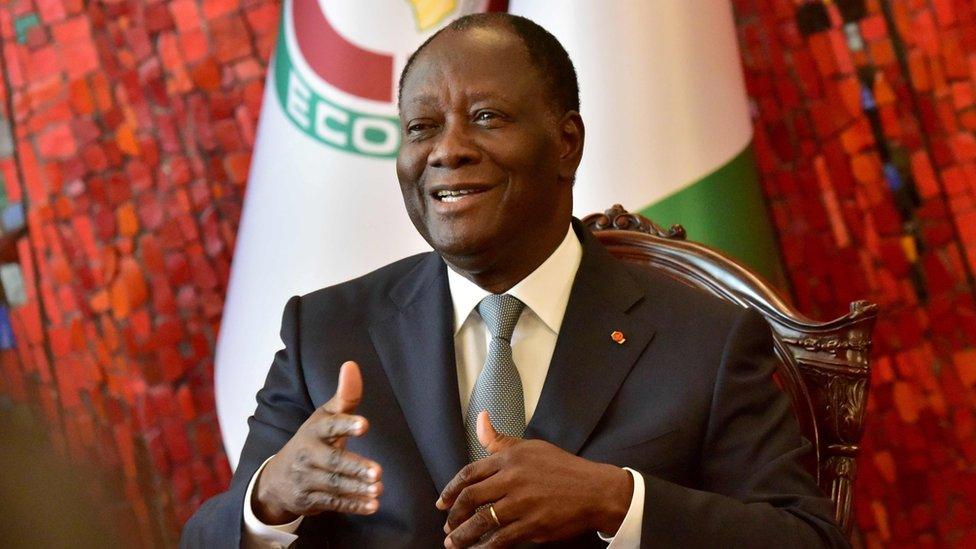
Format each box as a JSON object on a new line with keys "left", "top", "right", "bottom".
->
{"left": 488, "top": 503, "right": 501, "bottom": 527}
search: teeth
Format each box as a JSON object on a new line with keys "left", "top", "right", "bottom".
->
{"left": 435, "top": 189, "right": 478, "bottom": 201}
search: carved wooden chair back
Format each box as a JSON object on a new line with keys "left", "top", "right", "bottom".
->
{"left": 582, "top": 205, "right": 877, "bottom": 538}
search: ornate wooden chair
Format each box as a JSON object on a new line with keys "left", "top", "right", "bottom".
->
{"left": 582, "top": 205, "right": 877, "bottom": 538}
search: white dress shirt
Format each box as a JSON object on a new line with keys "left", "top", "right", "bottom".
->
{"left": 244, "top": 226, "right": 644, "bottom": 548}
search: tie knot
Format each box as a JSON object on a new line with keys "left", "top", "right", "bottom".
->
{"left": 478, "top": 294, "right": 525, "bottom": 341}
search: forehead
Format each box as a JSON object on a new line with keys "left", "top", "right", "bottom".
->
{"left": 400, "top": 26, "right": 542, "bottom": 105}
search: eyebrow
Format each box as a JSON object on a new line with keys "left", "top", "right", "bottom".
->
{"left": 466, "top": 90, "right": 512, "bottom": 105}
{"left": 404, "top": 90, "right": 512, "bottom": 108}
{"left": 405, "top": 94, "right": 439, "bottom": 106}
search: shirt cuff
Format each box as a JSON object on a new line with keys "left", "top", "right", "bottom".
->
{"left": 597, "top": 467, "right": 644, "bottom": 548}
{"left": 242, "top": 455, "right": 304, "bottom": 549}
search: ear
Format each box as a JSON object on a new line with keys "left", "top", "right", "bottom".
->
{"left": 557, "top": 110, "right": 584, "bottom": 184}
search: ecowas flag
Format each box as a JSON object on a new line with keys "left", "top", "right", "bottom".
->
{"left": 509, "top": 1, "right": 785, "bottom": 286}
{"left": 216, "top": 0, "right": 494, "bottom": 466}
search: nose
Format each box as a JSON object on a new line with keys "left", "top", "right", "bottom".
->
{"left": 428, "top": 120, "right": 481, "bottom": 169}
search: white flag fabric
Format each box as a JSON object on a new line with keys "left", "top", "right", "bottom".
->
{"left": 509, "top": 0, "right": 784, "bottom": 284}
{"left": 217, "top": 0, "right": 490, "bottom": 466}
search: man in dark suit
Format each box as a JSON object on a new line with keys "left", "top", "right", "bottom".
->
{"left": 183, "top": 13, "right": 848, "bottom": 548}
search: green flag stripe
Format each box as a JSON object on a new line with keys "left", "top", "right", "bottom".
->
{"left": 637, "top": 144, "right": 787, "bottom": 289}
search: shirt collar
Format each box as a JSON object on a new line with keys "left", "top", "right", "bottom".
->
{"left": 446, "top": 225, "right": 583, "bottom": 335}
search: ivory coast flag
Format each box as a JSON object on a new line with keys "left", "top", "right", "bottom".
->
{"left": 509, "top": 1, "right": 786, "bottom": 285}
{"left": 216, "top": 0, "right": 496, "bottom": 466}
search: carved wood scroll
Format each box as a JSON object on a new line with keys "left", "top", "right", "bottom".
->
{"left": 582, "top": 205, "right": 878, "bottom": 539}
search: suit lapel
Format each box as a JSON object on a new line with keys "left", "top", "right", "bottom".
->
{"left": 368, "top": 254, "right": 468, "bottom": 494}
{"left": 525, "top": 222, "right": 657, "bottom": 455}
{"left": 367, "top": 223, "right": 659, "bottom": 488}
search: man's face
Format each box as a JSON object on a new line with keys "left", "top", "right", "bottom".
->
{"left": 396, "top": 26, "right": 578, "bottom": 269}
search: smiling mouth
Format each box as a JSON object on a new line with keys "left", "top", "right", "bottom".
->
{"left": 432, "top": 188, "right": 491, "bottom": 203}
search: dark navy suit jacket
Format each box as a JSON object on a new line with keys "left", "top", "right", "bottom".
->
{"left": 182, "top": 223, "right": 848, "bottom": 548}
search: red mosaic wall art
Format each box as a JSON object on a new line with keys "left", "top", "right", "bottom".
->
{"left": 734, "top": 0, "right": 976, "bottom": 546}
{"left": 1, "top": 0, "right": 976, "bottom": 546}
{"left": 0, "top": 0, "right": 280, "bottom": 544}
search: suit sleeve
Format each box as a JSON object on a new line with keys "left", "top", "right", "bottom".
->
{"left": 181, "top": 296, "right": 315, "bottom": 549}
{"left": 638, "top": 307, "right": 850, "bottom": 548}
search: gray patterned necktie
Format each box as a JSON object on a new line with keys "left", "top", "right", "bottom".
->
{"left": 465, "top": 294, "right": 527, "bottom": 462}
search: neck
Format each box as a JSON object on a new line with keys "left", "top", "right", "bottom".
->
{"left": 445, "top": 220, "right": 571, "bottom": 294}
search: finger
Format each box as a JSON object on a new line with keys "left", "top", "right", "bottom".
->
{"left": 313, "top": 412, "right": 369, "bottom": 442}
{"left": 310, "top": 445, "right": 382, "bottom": 482}
{"left": 444, "top": 478, "right": 506, "bottom": 532}
{"left": 445, "top": 505, "right": 499, "bottom": 548}
{"left": 471, "top": 521, "right": 526, "bottom": 549}
{"left": 323, "top": 361, "right": 363, "bottom": 414}
{"left": 305, "top": 469, "right": 384, "bottom": 498}
{"left": 436, "top": 457, "right": 499, "bottom": 510}
{"left": 477, "top": 411, "right": 518, "bottom": 455}
{"left": 305, "top": 492, "right": 379, "bottom": 516}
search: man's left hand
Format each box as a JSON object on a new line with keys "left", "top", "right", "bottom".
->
{"left": 436, "top": 411, "right": 633, "bottom": 548}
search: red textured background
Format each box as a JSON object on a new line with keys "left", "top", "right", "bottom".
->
{"left": 736, "top": 0, "right": 976, "bottom": 546}
{"left": 0, "top": 0, "right": 275, "bottom": 543}
{"left": 0, "top": 0, "right": 973, "bottom": 546}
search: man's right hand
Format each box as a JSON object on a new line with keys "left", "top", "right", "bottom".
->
{"left": 252, "top": 361, "right": 383, "bottom": 524}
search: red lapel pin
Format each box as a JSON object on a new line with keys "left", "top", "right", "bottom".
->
{"left": 610, "top": 330, "right": 626, "bottom": 344}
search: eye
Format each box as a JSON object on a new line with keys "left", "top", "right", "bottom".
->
{"left": 405, "top": 119, "right": 436, "bottom": 135}
{"left": 473, "top": 109, "right": 509, "bottom": 129}
{"left": 473, "top": 110, "right": 499, "bottom": 123}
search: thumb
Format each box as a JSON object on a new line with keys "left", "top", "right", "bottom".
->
{"left": 324, "top": 361, "right": 363, "bottom": 414}
{"left": 476, "top": 411, "right": 518, "bottom": 455}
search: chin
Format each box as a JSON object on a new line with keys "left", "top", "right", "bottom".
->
{"left": 428, "top": 232, "right": 481, "bottom": 258}
{"left": 425, "top": 225, "right": 496, "bottom": 262}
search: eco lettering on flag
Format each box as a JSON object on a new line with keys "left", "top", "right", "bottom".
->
{"left": 274, "top": 0, "right": 458, "bottom": 158}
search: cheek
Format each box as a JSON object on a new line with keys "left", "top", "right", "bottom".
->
{"left": 395, "top": 160, "right": 429, "bottom": 223}
{"left": 505, "top": 143, "right": 561, "bottom": 193}
{"left": 395, "top": 158, "right": 410, "bottom": 188}
{"left": 395, "top": 147, "right": 425, "bottom": 187}
{"left": 398, "top": 185, "right": 430, "bottom": 240}
{"left": 514, "top": 130, "right": 560, "bottom": 169}
{"left": 398, "top": 183, "right": 426, "bottom": 228}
